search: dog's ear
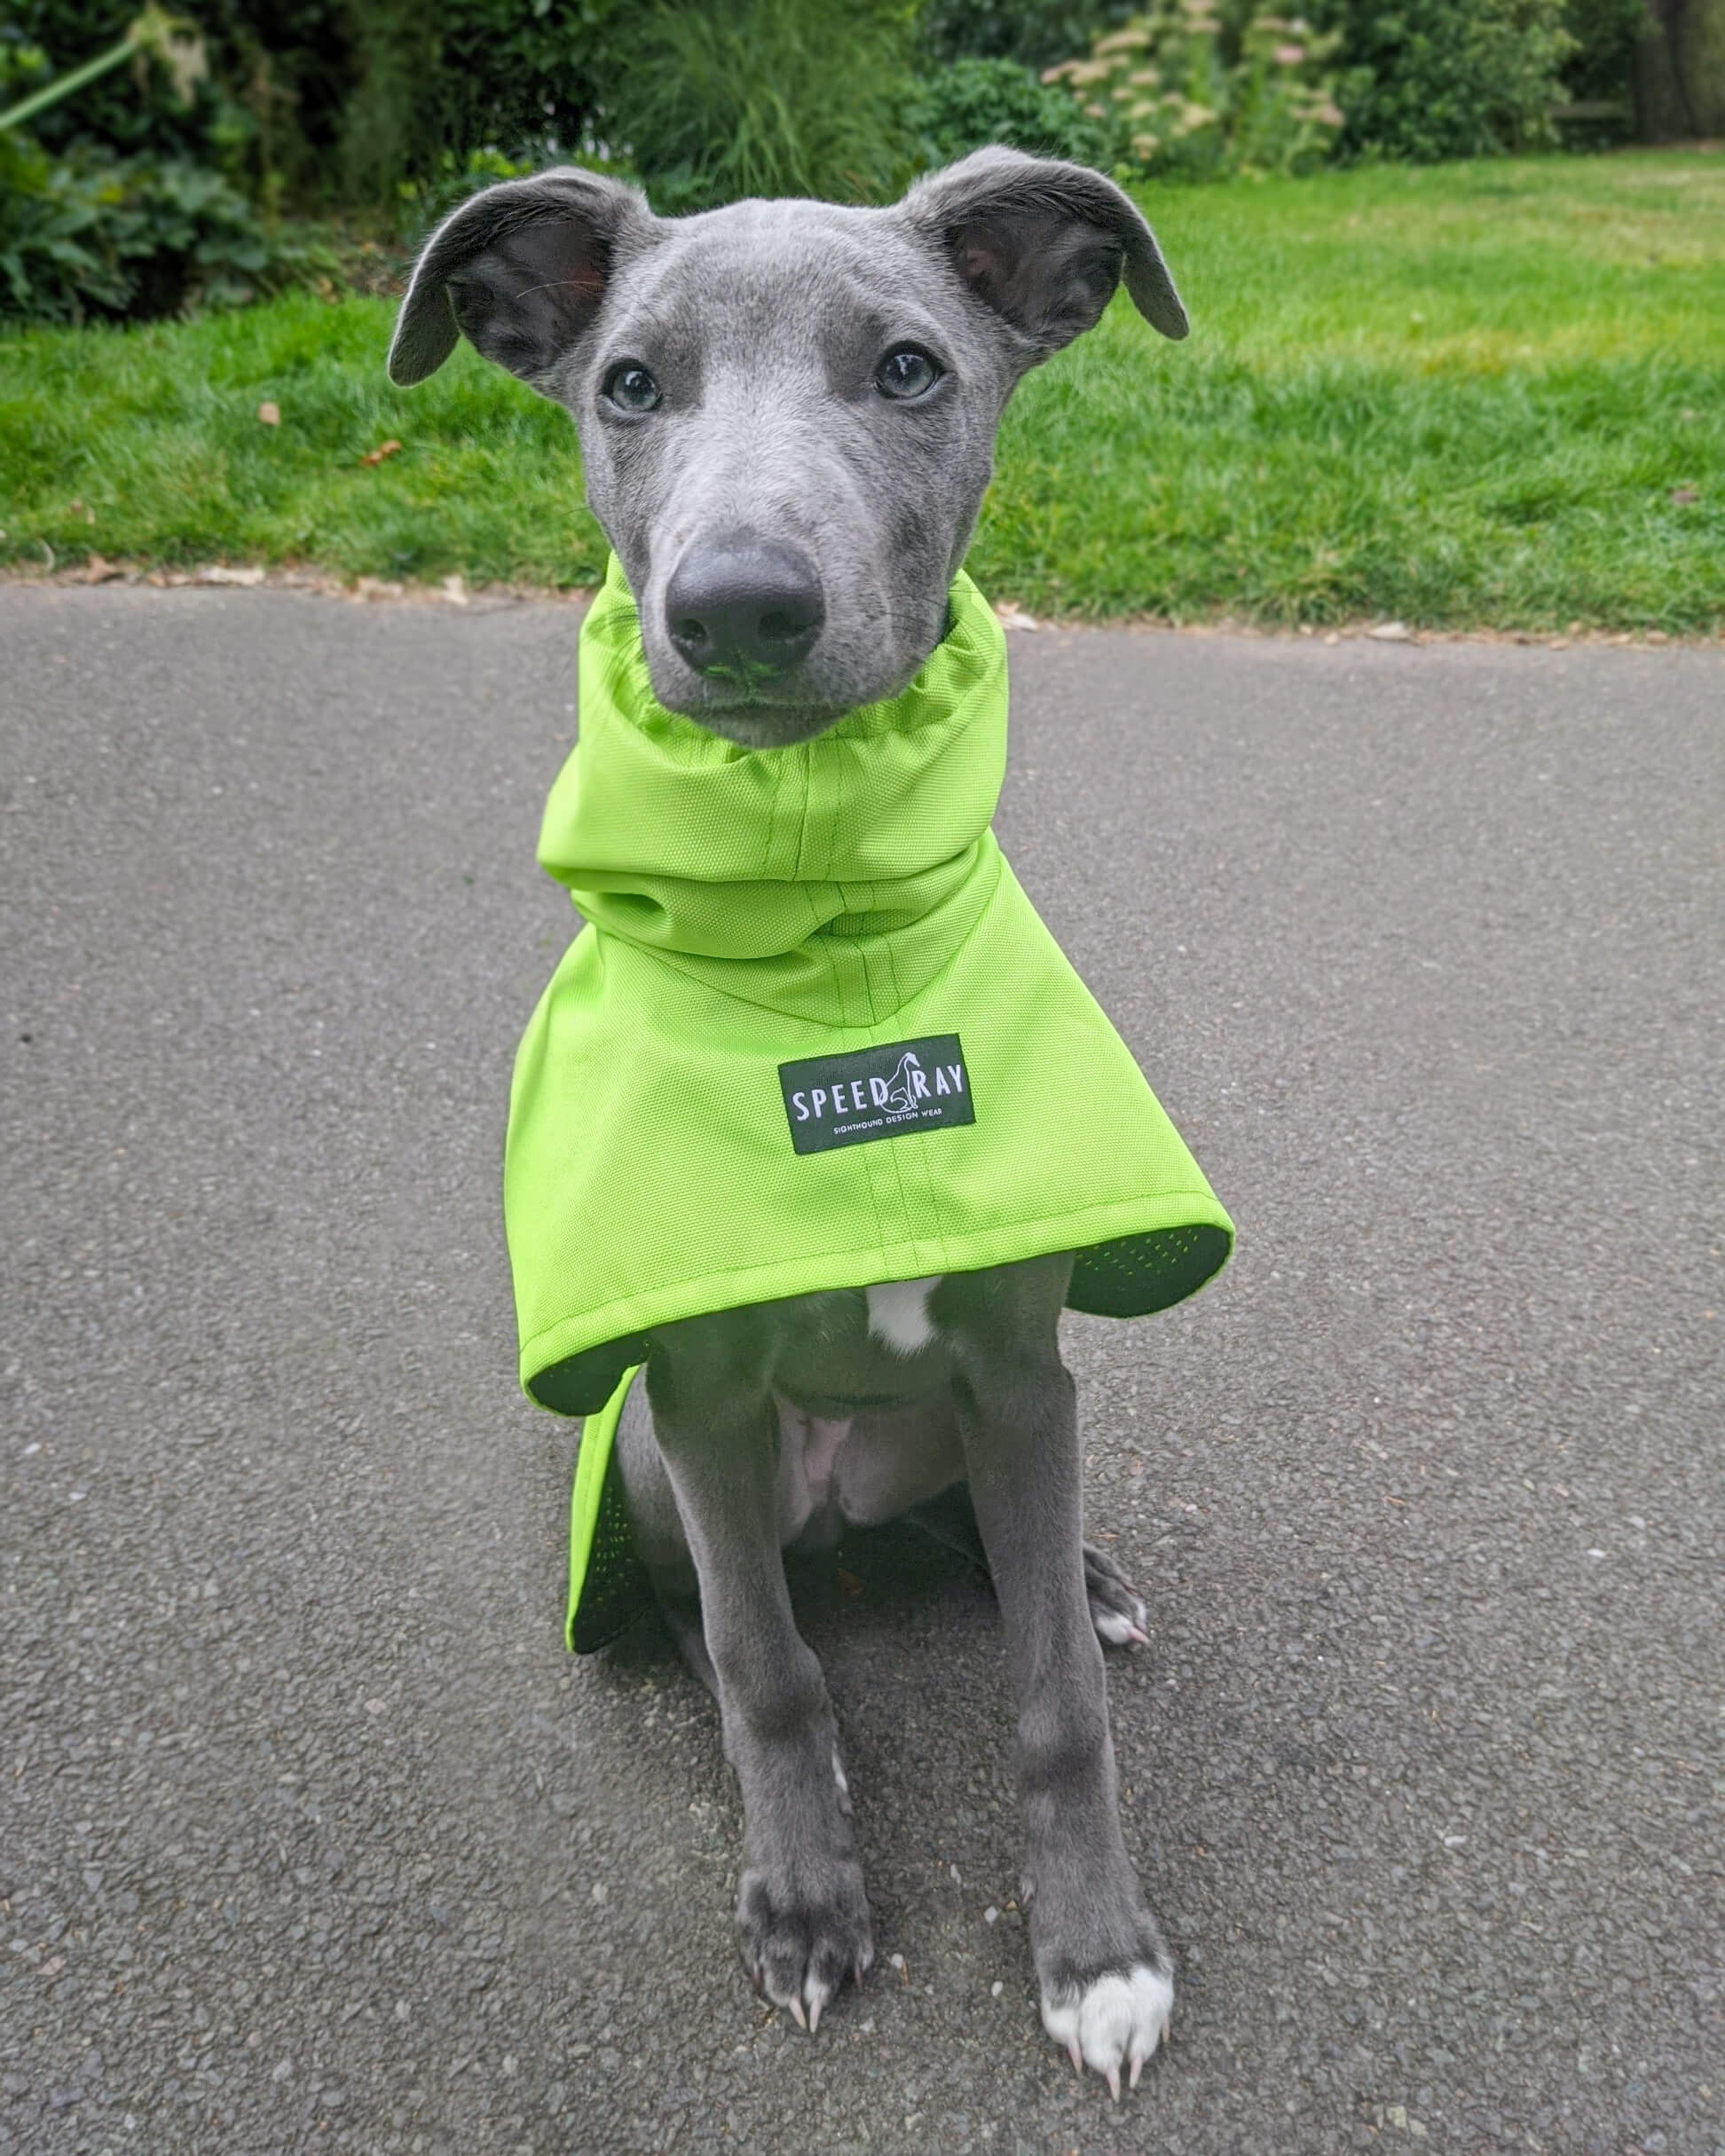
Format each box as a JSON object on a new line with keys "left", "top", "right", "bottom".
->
{"left": 387, "top": 167, "right": 650, "bottom": 389}
{"left": 904, "top": 146, "right": 1186, "bottom": 357}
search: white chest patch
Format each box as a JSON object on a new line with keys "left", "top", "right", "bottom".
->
{"left": 864, "top": 1276, "right": 941, "bottom": 1355}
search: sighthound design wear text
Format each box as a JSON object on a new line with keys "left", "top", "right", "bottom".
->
{"left": 778, "top": 1035, "right": 975, "bottom": 1155}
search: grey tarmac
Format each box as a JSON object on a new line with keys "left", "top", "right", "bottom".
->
{"left": 1, "top": 584, "right": 1718, "bottom": 2156}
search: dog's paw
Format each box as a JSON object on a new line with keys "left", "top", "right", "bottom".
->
{"left": 1083, "top": 1541, "right": 1149, "bottom": 1648}
{"left": 737, "top": 1861, "right": 873, "bottom": 2033}
{"left": 1041, "top": 1960, "right": 1174, "bottom": 2099}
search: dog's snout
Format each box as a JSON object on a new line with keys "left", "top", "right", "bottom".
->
{"left": 665, "top": 537, "right": 824, "bottom": 681}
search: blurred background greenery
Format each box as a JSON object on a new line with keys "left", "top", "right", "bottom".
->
{"left": 4, "top": 0, "right": 1718, "bottom": 325}
{"left": 2, "top": 2, "right": 1720, "bottom": 630}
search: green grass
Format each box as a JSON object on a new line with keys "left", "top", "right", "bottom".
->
{"left": 3, "top": 152, "right": 1721, "bottom": 631}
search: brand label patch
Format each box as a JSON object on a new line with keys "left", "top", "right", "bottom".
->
{"left": 779, "top": 1034, "right": 974, "bottom": 1154}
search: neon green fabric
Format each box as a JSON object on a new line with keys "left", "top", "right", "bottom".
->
{"left": 508, "top": 556, "right": 1233, "bottom": 1648}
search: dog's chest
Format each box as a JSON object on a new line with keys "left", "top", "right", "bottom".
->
{"left": 768, "top": 1281, "right": 958, "bottom": 1545}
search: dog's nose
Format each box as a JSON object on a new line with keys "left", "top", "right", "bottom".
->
{"left": 665, "top": 538, "right": 824, "bottom": 681}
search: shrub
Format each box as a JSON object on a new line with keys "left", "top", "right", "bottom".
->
{"left": 0, "top": 131, "right": 333, "bottom": 325}
{"left": 1044, "top": 4, "right": 1345, "bottom": 177}
{"left": 918, "top": 0, "right": 1134, "bottom": 70}
{"left": 335, "top": 0, "right": 628, "bottom": 209}
{"left": 1312, "top": 0, "right": 1576, "bottom": 161}
{"left": 1, "top": 1, "right": 291, "bottom": 203}
{"left": 1561, "top": 0, "right": 1642, "bottom": 99}
{"left": 905, "top": 54, "right": 1123, "bottom": 167}
{"left": 603, "top": 0, "right": 918, "bottom": 212}
{"left": 2, "top": 3, "right": 621, "bottom": 213}
{"left": 1557, "top": 0, "right": 1642, "bottom": 134}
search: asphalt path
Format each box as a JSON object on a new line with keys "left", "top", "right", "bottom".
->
{"left": 2, "top": 586, "right": 1719, "bottom": 2156}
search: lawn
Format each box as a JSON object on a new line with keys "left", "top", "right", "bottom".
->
{"left": 3, "top": 151, "right": 1721, "bottom": 633}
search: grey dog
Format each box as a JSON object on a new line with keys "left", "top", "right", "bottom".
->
{"left": 389, "top": 147, "right": 1192, "bottom": 2097}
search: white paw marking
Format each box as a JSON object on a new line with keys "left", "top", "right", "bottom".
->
{"left": 864, "top": 1276, "right": 940, "bottom": 1355}
{"left": 1092, "top": 1606, "right": 1138, "bottom": 1647}
{"left": 1041, "top": 1963, "right": 1174, "bottom": 2098}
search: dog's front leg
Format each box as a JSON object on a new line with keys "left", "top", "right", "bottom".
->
{"left": 645, "top": 1310, "right": 872, "bottom": 2029}
{"left": 940, "top": 1257, "right": 1173, "bottom": 2097}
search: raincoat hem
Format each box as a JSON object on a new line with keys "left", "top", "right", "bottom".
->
{"left": 519, "top": 1184, "right": 1233, "bottom": 1405}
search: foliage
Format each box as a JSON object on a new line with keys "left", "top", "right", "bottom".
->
{"left": 334, "top": 0, "right": 624, "bottom": 210}
{"left": 5, "top": 4, "right": 206, "bottom": 154}
{"left": 1045, "top": 3, "right": 1345, "bottom": 177}
{"left": 0, "top": 126, "right": 332, "bottom": 322}
{"left": 5, "top": 154, "right": 1720, "bottom": 636}
{"left": 603, "top": 0, "right": 918, "bottom": 212}
{"left": 917, "top": 0, "right": 1133, "bottom": 69}
{"left": 1559, "top": 0, "right": 1643, "bottom": 104}
{"left": 1, "top": 2, "right": 619, "bottom": 212}
{"left": 904, "top": 55, "right": 1122, "bottom": 168}
{"left": 1311, "top": 0, "right": 1576, "bottom": 161}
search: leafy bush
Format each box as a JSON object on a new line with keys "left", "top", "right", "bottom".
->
{"left": 0, "top": 130, "right": 332, "bottom": 324}
{"left": 1311, "top": 0, "right": 1575, "bottom": 161}
{"left": 918, "top": 0, "right": 1134, "bottom": 70}
{"left": 2, "top": 2, "right": 621, "bottom": 213}
{"left": 1, "top": 1, "right": 289, "bottom": 209}
{"left": 334, "top": 0, "right": 628, "bottom": 208}
{"left": 1045, "top": 4, "right": 1345, "bottom": 177}
{"left": 603, "top": 0, "right": 918, "bottom": 212}
{"left": 905, "top": 54, "right": 1122, "bottom": 167}
{"left": 1558, "top": 0, "right": 1642, "bottom": 119}
{"left": 1546, "top": 0, "right": 1641, "bottom": 146}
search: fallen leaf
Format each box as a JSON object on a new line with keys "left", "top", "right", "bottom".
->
{"left": 198, "top": 564, "right": 266, "bottom": 587}
{"left": 256, "top": 400, "right": 281, "bottom": 426}
{"left": 1367, "top": 620, "right": 1413, "bottom": 642}
{"left": 359, "top": 439, "right": 404, "bottom": 467}
{"left": 837, "top": 1568, "right": 864, "bottom": 1599}
{"left": 440, "top": 573, "right": 469, "bottom": 606}
{"left": 1669, "top": 484, "right": 1697, "bottom": 505}
{"left": 81, "top": 553, "right": 122, "bottom": 584}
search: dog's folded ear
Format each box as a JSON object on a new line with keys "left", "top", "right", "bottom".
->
{"left": 904, "top": 146, "right": 1187, "bottom": 357}
{"left": 388, "top": 168, "right": 650, "bottom": 389}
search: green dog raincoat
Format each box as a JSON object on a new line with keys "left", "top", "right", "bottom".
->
{"left": 507, "top": 557, "right": 1233, "bottom": 1648}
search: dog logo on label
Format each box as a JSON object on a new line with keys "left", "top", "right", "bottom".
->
{"left": 883, "top": 1051, "right": 923, "bottom": 1114}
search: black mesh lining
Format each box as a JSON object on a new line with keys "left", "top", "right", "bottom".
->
{"left": 567, "top": 1430, "right": 656, "bottom": 1653}
{"left": 532, "top": 1333, "right": 649, "bottom": 1417}
{"left": 1069, "top": 1224, "right": 1232, "bottom": 1318}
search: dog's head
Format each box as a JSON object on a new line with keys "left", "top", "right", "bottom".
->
{"left": 390, "top": 150, "right": 1185, "bottom": 747}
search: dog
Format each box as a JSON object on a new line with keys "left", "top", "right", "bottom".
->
{"left": 389, "top": 147, "right": 1222, "bottom": 2098}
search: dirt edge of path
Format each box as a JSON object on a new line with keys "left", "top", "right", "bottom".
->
{"left": 4, "top": 557, "right": 1721, "bottom": 650}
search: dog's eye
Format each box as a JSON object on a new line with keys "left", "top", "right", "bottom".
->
{"left": 874, "top": 347, "right": 942, "bottom": 402}
{"left": 603, "top": 362, "right": 662, "bottom": 413}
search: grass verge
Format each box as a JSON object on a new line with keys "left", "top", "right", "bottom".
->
{"left": 3, "top": 151, "right": 1721, "bottom": 632}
